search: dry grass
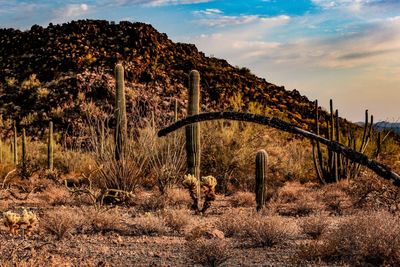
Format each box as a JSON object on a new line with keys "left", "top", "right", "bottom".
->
{"left": 299, "top": 215, "right": 329, "bottom": 239}
{"left": 298, "top": 211, "right": 400, "bottom": 265}
{"left": 131, "top": 213, "right": 168, "bottom": 236}
{"left": 41, "top": 207, "right": 84, "bottom": 240}
{"left": 84, "top": 208, "right": 123, "bottom": 233}
{"left": 162, "top": 208, "right": 192, "bottom": 234}
{"left": 241, "top": 215, "right": 297, "bottom": 248}
{"left": 216, "top": 209, "right": 248, "bottom": 238}
{"left": 269, "top": 182, "right": 323, "bottom": 217}
{"left": 229, "top": 191, "right": 254, "bottom": 208}
{"left": 217, "top": 209, "right": 297, "bottom": 247}
{"left": 186, "top": 238, "right": 232, "bottom": 267}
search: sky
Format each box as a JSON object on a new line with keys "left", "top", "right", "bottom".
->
{"left": 1, "top": 0, "right": 399, "bottom": 122}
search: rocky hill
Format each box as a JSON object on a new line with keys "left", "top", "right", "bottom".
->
{"left": 0, "top": 19, "right": 336, "bottom": 138}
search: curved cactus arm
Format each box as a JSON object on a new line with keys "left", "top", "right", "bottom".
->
{"left": 158, "top": 111, "right": 400, "bottom": 185}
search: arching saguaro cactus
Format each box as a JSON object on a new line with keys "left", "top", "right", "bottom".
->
{"left": 255, "top": 149, "right": 267, "bottom": 212}
{"left": 114, "top": 63, "right": 127, "bottom": 161}
{"left": 48, "top": 121, "right": 54, "bottom": 171}
{"left": 186, "top": 70, "right": 201, "bottom": 210}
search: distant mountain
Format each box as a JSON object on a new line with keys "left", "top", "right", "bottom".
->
{"left": 0, "top": 19, "right": 346, "bottom": 137}
{"left": 375, "top": 122, "right": 400, "bottom": 133}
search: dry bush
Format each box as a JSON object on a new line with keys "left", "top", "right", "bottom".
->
{"left": 216, "top": 209, "right": 248, "bottom": 238}
{"left": 269, "top": 182, "right": 323, "bottom": 217}
{"left": 298, "top": 211, "right": 400, "bottom": 265}
{"left": 165, "top": 188, "right": 191, "bottom": 208}
{"left": 84, "top": 208, "right": 123, "bottom": 233}
{"left": 320, "top": 181, "right": 352, "bottom": 215}
{"left": 87, "top": 117, "right": 148, "bottom": 192}
{"left": 217, "top": 210, "right": 296, "bottom": 247}
{"left": 37, "top": 185, "right": 72, "bottom": 206}
{"left": 162, "top": 208, "right": 192, "bottom": 234}
{"left": 241, "top": 215, "right": 297, "bottom": 248}
{"left": 139, "top": 192, "right": 169, "bottom": 212}
{"left": 131, "top": 213, "right": 168, "bottom": 236}
{"left": 348, "top": 174, "right": 400, "bottom": 212}
{"left": 41, "top": 207, "right": 84, "bottom": 239}
{"left": 144, "top": 125, "right": 186, "bottom": 193}
{"left": 299, "top": 215, "right": 329, "bottom": 239}
{"left": 229, "top": 191, "right": 254, "bottom": 208}
{"left": 186, "top": 238, "right": 231, "bottom": 267}
{"left": 201, "top": 120, "right": 262, "bottom": 193}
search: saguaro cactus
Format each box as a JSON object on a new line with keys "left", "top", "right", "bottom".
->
{"left": 48, "top": 121, "right": 54, "bottom": 171}
{"left": 186, "top": 70, "right": 201, "bottom": 210}
{"left": 114, "top": 63, "right": 127, "bottom": 161}
{"left": 22, "top": 128, "right": 27, "bottom": 172}
{"left": 255, "top": 149, "right": 267, "bottom": 212}
{"left": 13, "top": 121, "right": 18, "bottom": 166}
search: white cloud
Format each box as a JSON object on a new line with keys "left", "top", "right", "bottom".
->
{"left": 113, "top": 0, "right": 212, "bottom": 6}
{"left": 53, "top": 3, "right": 90, "bottom": 18}
{"left": 193, "top": 8, "right": 223, "bottom": 15}
{"left": 194, "top": 9, "right": 290, "bottom": 27}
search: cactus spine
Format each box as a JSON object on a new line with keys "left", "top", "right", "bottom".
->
{"left": 114, "top": 63, "right": 127, "bottom": 161}
{"left": 255, "top": 149, "right": 267, "bottom": 212}
{"left": 13, "top": 121, "right": 18, "bottom": 166}
{"left": 185, "top": 70, "right": 201, "bottom": 210}
{"left": 48, "top": 121, "right": 54, "bottom": 171}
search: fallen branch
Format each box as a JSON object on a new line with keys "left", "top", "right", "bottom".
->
{"left": 158, "top": 112, "right": 400, "bottom": 185}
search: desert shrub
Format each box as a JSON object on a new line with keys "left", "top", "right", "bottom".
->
{"left": 165, "top": 188, "right": 191, "bottom": 208}
{"left": 300, "top": 216, "right": 329, "bottom": 239}
{"left": 186, "top": 238, "right": 231, "bottom": 267}
{"left": 201, "top": 120, "right": 260, "bottom": 193}
{"left": 241, "top": 215, "right": 296, "bottom": 248}
{"left": 229, "top": 191, "right": 254, "bottom": 208}
{"left": 320, "top": 181, "right": 352, "bottom": 215}
{"left": 87, "top": 118, "right": 148, "bottom": 192}
{"left": 144, "top": 125, "right": 186, "bottom": 193}
{"left": 298, "top": 211, "right": 400, "bottom": 265}
{"left": 84, "top": 208, "right": 123, "bottom": 233}
{"left": 37, "top": 185, "right": 72, "bottom": 206}
{"left": 162, "top": 208, "right": 192, "bottom": 234}
{"left": 131, "top": 213, "right": 168, "bottom": 236}
{"left": 348, "top": 174, "right": 400, "bottom": 212}
{"left": 269, "top": 182, "right": 323, "bottom": 217}
{"left": 216, "top": 209, "right": 248, "bottom": 238}
{"left": 139, "top": 192, "right": 168, "bottom": 212}
{"left": 41, "top": 207, "right": 84, "bottom": 239}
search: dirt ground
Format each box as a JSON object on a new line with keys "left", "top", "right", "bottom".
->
{"left": 1, "top": 178, "right": 399, "bottom": 267}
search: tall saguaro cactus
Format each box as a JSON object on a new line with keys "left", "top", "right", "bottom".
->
{"left": 255, "top": 149, "right": 267, "bottom": 212}
{"left": 186, "top": 70, "right": 201, "bottom": 210}
{"left": 48, "top": 121, "right": 54, "bottom": 171}
{"left": 13, "top": 121, "right": 18, "bottom": 166}
{"left": 22, "top": 128, "right": 27, "bottom": 172}
{"left": 114, "top": 63, "right": 127, "bottom": 161}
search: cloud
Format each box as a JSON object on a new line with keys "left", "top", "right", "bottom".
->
{"left": 53, "top": 3, "right": 90, "bottom": 18}
{"left": 194, "top": 8, "right": 290, "bottom": 27}
{"left": 193, "top": 8, "right": 223, "bottom": 15}
{"left": 113, "top": 0, "right": 213, "bottom": 6}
